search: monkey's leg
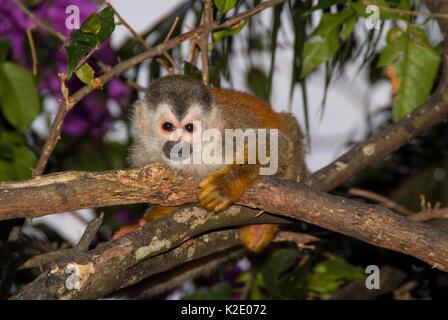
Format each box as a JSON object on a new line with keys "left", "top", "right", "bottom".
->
{"left": 111, "top": 205, "right": 180, "bottom": 240}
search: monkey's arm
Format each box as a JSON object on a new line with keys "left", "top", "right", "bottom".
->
{"left": 199, "top": 162, "right": 259, "bottom": 212}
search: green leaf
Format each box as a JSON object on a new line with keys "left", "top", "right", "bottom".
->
{"left": 0, "top": 36, "right": 11, "bottom": 61}
{"left": 340, "top": 14, "right": 357, "bottom": 40}
{"left": 81, "top": 12, "right": 101, "bottom": 35}
{"left": 96, "top": 6, "right": 115, "bottom": 43}
{"left": 309, "top": 256, "right": 364, "bottom": 295}
{"left": 24, "top": 0, "right": 42, "bottom": 6}
{"left": 183, "top": 61, "right": 202, "bottom": 79}
{"left": 65, "top": 7, "right": 115, "bottom": 79}
{"left": 0, "top": 131, "right": 35, "bottom": 181}
{"left": 208, "top": 66, "right": 221, "bottom": 88}
{"left": 247, "top": 68, "right": 269, "bottom": 102}
{"left": 213, "top": 23, "right": 245, "bottom": 43}
{"left": 0, "top": 147, "right": 35, "bottom": 181}
{"left": 70, "top": 29, "right": 98, "bottom": 47}
{"left": 261, "top": 248, "right": 300, "bottom": 296}
{"left": 312, "top": 7, "right": 356, "bottom": 37}
{"left": 182, "top": 282, "right": 231, "bottom": 300}
{"left": 213, "top": 0, "right": 237, "bottom": 14}
{"left": 301, "top": 30, "right": 340, "bottom": 78}
{"left": 0, "top": 143, "right": 13, "bottom": 161}
{"left": 183, "top": 62, "right": 220, "bottom": 87}
{"left": 378, "top": 27, "right": 442, "bottom": 120}
{"left": 302, "top": 0, "right": 345, "bottom": 16}
{"left": 65, "top": 30, "right": 95, "bottom": 80}
{"left": 0, "top": 62, "right": 41, "bottom": 132}
{"left": 75, "top": 62, "right": 96, "bottom": 88}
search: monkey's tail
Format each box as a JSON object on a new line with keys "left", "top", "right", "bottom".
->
{"left": 279, "top": 112, "right": 311, "bottom": 184}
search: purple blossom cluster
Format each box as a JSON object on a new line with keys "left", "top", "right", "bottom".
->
{"left": 0, "top": 0, "right": 131, "bottom": 138}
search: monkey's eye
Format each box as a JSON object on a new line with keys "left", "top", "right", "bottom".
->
{"left": 184, "top": 123, "right": 194, "bottom": 133}
{"left": 162, "top": 122, "right": 175, "bottom": 132}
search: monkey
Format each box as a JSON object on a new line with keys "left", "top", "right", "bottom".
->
{"left": 114, "top": 74, "right": 308, "bottom": 252}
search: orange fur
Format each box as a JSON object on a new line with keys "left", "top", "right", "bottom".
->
{"left": 143, "top": 205, "right": 180, "bottom": 222}
{"left": 199, "top": 163, "right": 259, "bottom": 212}
{"left": 111, "top": 205, "right": 179, "bottom": 240}
{"left": 210, "top": 88, "right": 286, "bottom": 132}
{"left": 200, "top": 88, "right": 296, "bottom": 252}
{"left": 239, "top": 224, "right": 278, "bottom": 253}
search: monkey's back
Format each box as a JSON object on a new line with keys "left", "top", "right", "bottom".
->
{"left": 210, "top": 88, "right": 286, "bottom": 132}
{"left": 211, "top": 87, "right": 308, "bottom": 182}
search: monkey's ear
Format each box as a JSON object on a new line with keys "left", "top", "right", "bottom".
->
{"left": 133, "top": 100, "right": 150, "bottom": 132}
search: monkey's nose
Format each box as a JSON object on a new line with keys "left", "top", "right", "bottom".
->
{"left": 170, "top": 129, "right": 184, "bottom": 142}
{"left": 163, "top": 141, "right": 192, "bottom": 162}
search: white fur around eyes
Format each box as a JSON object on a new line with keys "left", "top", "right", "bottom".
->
{"left": 128, "top": 100, "right": 224, "bottom": 178}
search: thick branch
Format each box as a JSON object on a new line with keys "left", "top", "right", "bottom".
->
{"left": 2, "top": 164, "right": 448, "bottom": 272}
{"left": 11, "top": 205, "right": 287, "bottom": 299}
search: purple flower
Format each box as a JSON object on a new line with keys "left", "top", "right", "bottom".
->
{"left": 114, "top": 211, "right": 140, "bottom": 226}
{"left": 0, "top": 0, "right": 97, "bottom": 65}
{"left": 1, "top": 0, "right": 132, "bottom": 138}
{"left": 62, "top": 89, "right": 111, "bottom": 138}
{"left": 108, "top": 78, "right": 132, "bottom": 108}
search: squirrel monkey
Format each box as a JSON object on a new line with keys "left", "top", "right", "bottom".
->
{"left": 118, "top": 75, "right": 308, "bottom": 252}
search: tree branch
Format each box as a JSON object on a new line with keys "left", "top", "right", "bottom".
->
{"left": 2, "top": 163, "right": 448, "bottom": 273}
{"left": 200, "top": 0, "right": 212, "bottom": 85}
{"left": 10, "top": 205, "right": 287, "bottom": 299}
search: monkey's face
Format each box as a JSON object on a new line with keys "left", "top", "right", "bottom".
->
{"left": 131, "top": 100, "right": 219, "bottom": 172}
{"left": 155, "top": 102, "right": 207, "bottom": 163}
{"left": 129, "top": 76, "right": 221, "bottom": 176}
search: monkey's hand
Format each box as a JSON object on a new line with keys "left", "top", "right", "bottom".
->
{"left": 199, "top": 164, "right": 259, "bottom": 212}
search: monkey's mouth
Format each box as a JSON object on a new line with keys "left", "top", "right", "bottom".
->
{"left": 162, "top": 141, "right": 192, "bottom": 162}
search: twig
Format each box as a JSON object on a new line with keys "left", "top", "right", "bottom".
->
{"left": 162, "top": 17, "right": 182, "bottom": 73}
{"left": 73, "top": 45, "right": 99, "bottom": 74}
{"left": 393, "top": 281, "right": 417, "bottom": 300}
{"left": 362, "top": 0, "right": 448, "bottom": 20}
{"left": 26, "top": 25, "right": 38, "bottom": 76}
{"left": 11, "top": 0, "right": 68, "bottom": 42}
{"left": 348, "top": 188, "right": 414, "bottom": 216}
{"left": 102, "top": 0, "right": 174, "bottom": 75}
{"left": 200, "top": 0, "right": 213, "bottom": 85}
{"left": 33, "top": 73, "right": 74, "bottom": 177}
{"left": 97, "top": 61, "right": 145, "bottom": 92}
{"left": 19, "top": 249, "right": 71, "bottom": 270}
{"left": 164, "top": 17, "right": 180, "bottom": 44}
{"left": 103, "top": 0, "right": 147, "bottom": 49}
{"left": 189, "top": 38, "right": 200, "bottom": 65}
{"left": 72, "top": 212, "right": 104, "bottom": 256}
{"left": 348, "top": 188, "right": 448, "bottom": 222}
{"left": 273, "top": 231, "right": 319, "bottom": 250}
{"left": 240, "top": 272, "right": 254, "bottom": 300}
{"left": 412, "top": 208, "right": 448, "bottom": 222}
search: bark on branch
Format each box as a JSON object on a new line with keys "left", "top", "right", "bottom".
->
{"left": 2, "top": 163, "right": 448, "bottom": 275}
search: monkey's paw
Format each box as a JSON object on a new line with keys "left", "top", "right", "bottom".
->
{"left": 199, "top": 169, "right": 243, "bottom": 212}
